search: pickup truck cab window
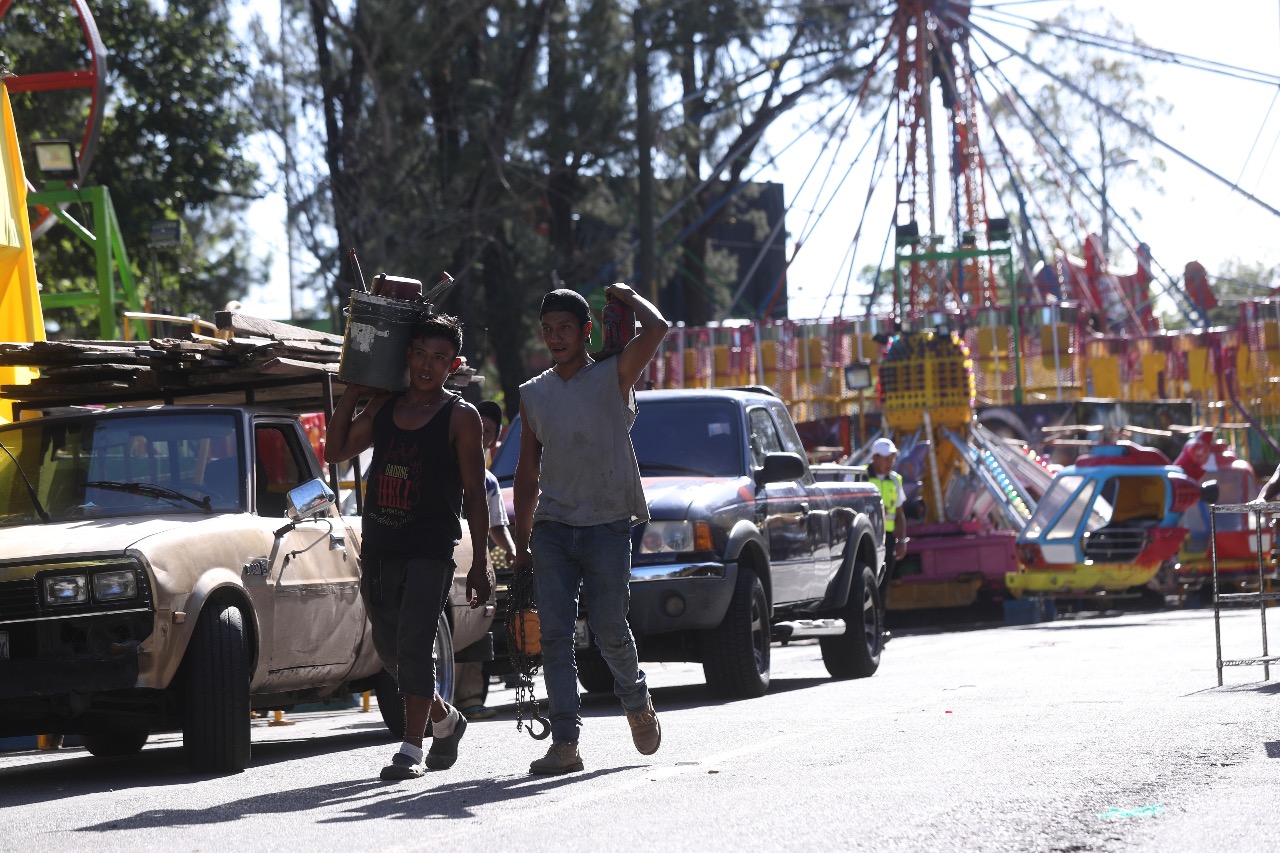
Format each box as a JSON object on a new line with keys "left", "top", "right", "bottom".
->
{"left": 747, "top": 407, "right": 783, "bottom": 469}
{"left": 254, "top": 422, "right": 308, "bottom": 517}
{"left": 768, "top": 401, "right": 811, "bottom": 465}
{"left": 0, "top": 412, "right": 242, "bottom": 523}
{"left": 632, "top": 400, "right": 743, "bottom": 477}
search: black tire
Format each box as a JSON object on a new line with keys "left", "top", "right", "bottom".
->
{"left": 82, "top": 727, "right": 149, "bottom": 758}
{"left": 183, "top": 601, "right": 251, "bottom": 773}
{"left": 702, "top": 565, "right": 771, "bottom": 698}
{"left": 821, "top": 561, "right": 882, "bottom": 679}
{"left": 576, "top": 647, "right": 616, "bottom": 693}
{"left": 374, "top": 668, "right": 404, "bottom": 740}
{"left": 373, "top": 612, "right": 454, "bottom": 739}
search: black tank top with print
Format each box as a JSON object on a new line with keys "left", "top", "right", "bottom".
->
{"left": 362, "top": 394, "right": 462, "bottom": 560}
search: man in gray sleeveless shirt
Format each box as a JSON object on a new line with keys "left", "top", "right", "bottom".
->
{"left": 512, "top": 285, "right": 669, "bottom": 774}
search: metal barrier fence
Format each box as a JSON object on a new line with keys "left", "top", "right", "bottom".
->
{"left": 1210, "top": 500, "right": 1280, "bottom": 686}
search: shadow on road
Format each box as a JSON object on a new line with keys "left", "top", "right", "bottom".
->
{"left": 72, "top": 765, "right": 637, "bottom": 832}
{"left": 576, "top": 677, "right": 832, "bottom": 713}
{"left": 0, "top": 726, "right": 394, "bottom": 804}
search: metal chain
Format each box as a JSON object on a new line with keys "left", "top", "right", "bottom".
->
{"left": 506, "top": 565, "right": 549, "bottom": 739}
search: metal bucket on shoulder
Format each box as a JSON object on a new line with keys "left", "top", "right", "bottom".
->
{"left": 338, "top": 290, "right": 426, "bottom": 392}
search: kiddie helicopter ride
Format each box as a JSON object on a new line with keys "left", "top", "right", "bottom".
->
{"left": 1008, "top": 437, "right": 1206, "bottom": 605}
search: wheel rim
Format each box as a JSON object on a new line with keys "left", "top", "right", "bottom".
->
{"left": 751, "top": 583, "right": 769, "bottom": 675}
{"left": 434, "top": 615, "right": 454, "bottom": 701}
{"left": 862, "top": 582, "right": 878, "bottom": 652}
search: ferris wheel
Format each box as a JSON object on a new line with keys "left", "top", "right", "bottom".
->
{"left": 693, "top": 1, "right": 1280, "bottom": 329}
{"left": 0, "top": 0, "right": 107, "bottom": 238}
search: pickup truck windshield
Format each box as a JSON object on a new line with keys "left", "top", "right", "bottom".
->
{"left": 0, "top": 412, "right": 242, "bottom": 526}
{"left": 492, "top": 398, "right": 744, "bottom": 484}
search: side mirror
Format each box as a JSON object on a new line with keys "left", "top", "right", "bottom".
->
{"left": 904, "top": 497, "right": 927, "bottom": 521}
{"left": 1200, "top": 479, "right": 1219, "bottom": 506}
{"left": 759, "top": 452, "right": 806, "bottom": 484}
{"left": 286, "top": 478, "right": 336, "bottom": 523}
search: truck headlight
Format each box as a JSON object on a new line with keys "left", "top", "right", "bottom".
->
{"left": 43, "top": 574, "right": 89, "bottom": 605}
{"left": 93, "top": 569, "right": 139, "bottom": 601}
{"left": 639, "top": 520, "right": 711, "bottom": 554}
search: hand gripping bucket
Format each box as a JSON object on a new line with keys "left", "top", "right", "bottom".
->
{"left": 338, "top": 290, "right": 426, "bottom": 392}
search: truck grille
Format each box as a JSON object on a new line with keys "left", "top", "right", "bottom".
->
{"left": 0, "top": 578, "right": 39, "bottom": 621}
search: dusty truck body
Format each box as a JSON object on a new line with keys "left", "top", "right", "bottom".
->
{"left": 0, "top": 400, "right": 491, "bottom": 772}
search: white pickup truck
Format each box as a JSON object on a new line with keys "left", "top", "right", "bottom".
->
{"left": 0, "top": 401, "right": 490, "bottom": 772}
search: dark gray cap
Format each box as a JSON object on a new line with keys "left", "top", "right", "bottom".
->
{"left": 540, "top": 288, "right": 591, "bottom": 324}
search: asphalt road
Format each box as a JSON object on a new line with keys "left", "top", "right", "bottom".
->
{"left": 2, "top": 606, "right": 1278, "bottom": 852}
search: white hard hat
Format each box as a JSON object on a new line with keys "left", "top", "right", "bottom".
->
{"left": 870, "top": 437, "right": 898, "bottom": 457}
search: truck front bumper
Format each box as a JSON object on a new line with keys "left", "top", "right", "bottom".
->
{"left": 628, "top": 561, "right": 738, "bottom": 635}
{"left": 0, "top": 652, "right": 140, "bottom": 703}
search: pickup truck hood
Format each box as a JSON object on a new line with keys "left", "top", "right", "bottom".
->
{"left": 500, "top": 477, "right": 754, "bottom": 521}
{"left": 642, "top": 476, "right": 753, "bottom": 518}
{"left": 0, "top": 515, "right": 242, "bottom": 562}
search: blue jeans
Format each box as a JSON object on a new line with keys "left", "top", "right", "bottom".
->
{"left": 532, "top": 518, "right": 649, "bottom": 743}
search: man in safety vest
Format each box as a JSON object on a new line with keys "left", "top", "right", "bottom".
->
{"left": 868, "top": 436, "right": 908, "bottom": 608}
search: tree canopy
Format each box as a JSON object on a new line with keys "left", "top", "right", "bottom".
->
{"left": 0, "top": 0, "right": 263, "bottom": 336}
{"left": 251, "top": 0, "right": 882, "bottom": 408}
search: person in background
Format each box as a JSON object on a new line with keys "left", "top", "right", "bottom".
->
{"left": 455, "top": 400, "right": 516, "bottom": 721}
{"left": 868, "top": 436, "right": 907, "bottom": 610}
{"left": 324, "top": 315, "right": 493, "bottom": 781}
{"left": 512, "top": 284, "right": 669, "bottom": 775}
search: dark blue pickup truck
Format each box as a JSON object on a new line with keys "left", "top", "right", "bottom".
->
{"left": 492, "top": 387, "right": 887, "bottom": 699}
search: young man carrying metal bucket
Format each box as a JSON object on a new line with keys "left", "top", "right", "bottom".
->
{"left": 325, "top": 314, "right": 493, "bottom": 781}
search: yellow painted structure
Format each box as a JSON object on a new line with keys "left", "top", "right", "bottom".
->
{"left": 1006, "top": 563, "right": 1163, "bottom": 595}
{"left": 0, "top": 83, "right": 42, "bottom": 423}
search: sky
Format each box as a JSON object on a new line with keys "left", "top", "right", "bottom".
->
{"left": 235, "top": 1, "right": 1280, "bottom": 323}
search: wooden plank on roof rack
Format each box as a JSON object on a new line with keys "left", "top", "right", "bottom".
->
{"left": 214, "top": 311, "right": 342, "bottom": 346}
{"left": 2, "top": 380, "right": 135, "bottom": 398}
{"left": 38, "top": 363, "right": 147, "bottom": 381}
{"left": 259, "top": 356, "right": 339, "bottom": 376}
{"left": 149, "top": 338, "right": 219, "bottom": 353}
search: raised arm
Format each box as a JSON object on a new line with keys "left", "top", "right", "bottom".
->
{"left": 324, "top": 385, "right": 391, "bottom": 464}
{"left": 607, "top": 282, "right": 670, "bottom": 394}
{"left": 511, "top": 399, "right": 544, "bottom": 572}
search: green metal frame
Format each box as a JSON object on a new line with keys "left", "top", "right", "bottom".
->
{"left": 28, "top": 184, "right": 147, "bottom": 340}
{"left": 894, "top": 240, "right": 1022, "bottom": 404}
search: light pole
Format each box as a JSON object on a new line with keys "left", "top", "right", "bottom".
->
{"left": 1099, "top": 156, "right": 1136, "bottom": 259}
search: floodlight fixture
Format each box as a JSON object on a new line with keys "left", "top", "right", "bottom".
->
{"left": 33, "top": 139, "right": 78, "bottom": 177}
{"left": 844, "top": 361, "right": 873, "bottom": 391}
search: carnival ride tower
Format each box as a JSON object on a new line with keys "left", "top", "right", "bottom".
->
{"left": 890, "top": 1, "right": 1008, "bottom": 319}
